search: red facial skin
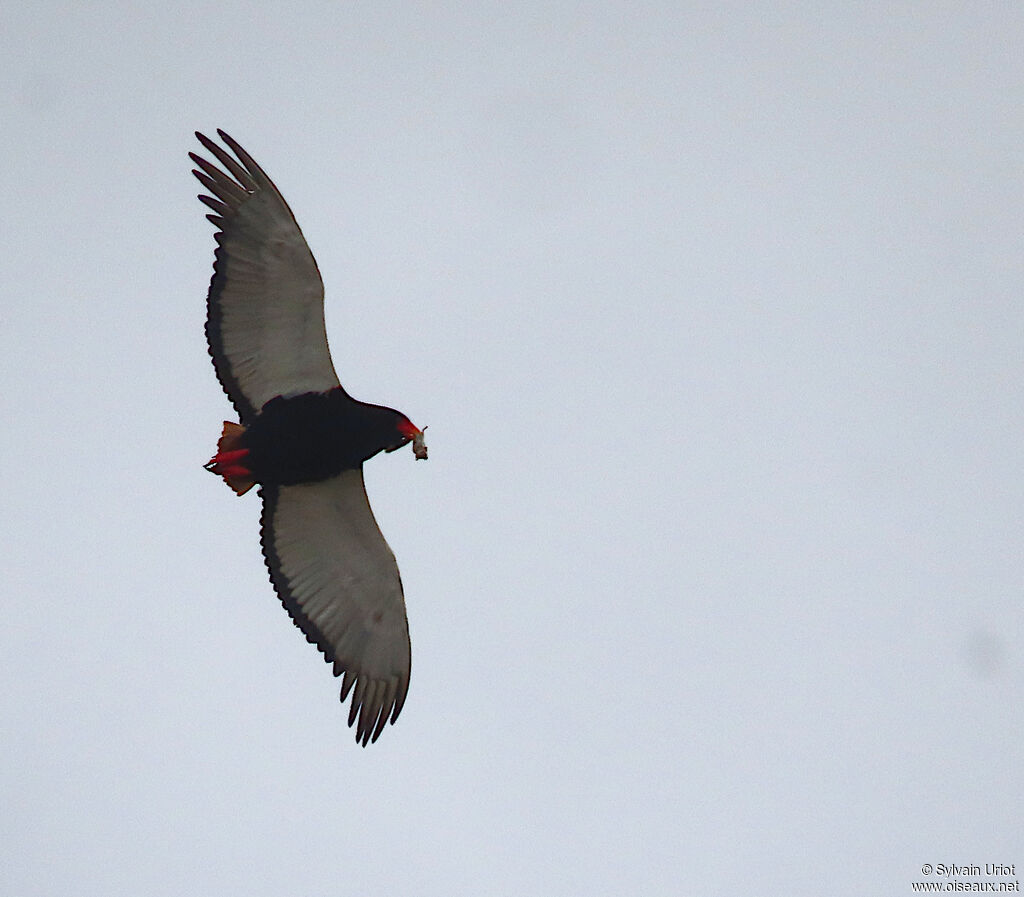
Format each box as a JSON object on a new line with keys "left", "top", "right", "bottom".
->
{"left": 397, "top": 418, "right": 422, "bottom": 440}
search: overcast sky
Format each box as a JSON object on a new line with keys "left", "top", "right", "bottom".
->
{"left": 2, "top": 3, "right": 1021, "bottom": 895}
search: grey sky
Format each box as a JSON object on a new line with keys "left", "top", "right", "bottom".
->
{"left": 1, "top": 3, "right": 1021, "bottom": 895}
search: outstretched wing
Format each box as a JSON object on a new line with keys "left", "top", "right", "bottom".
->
{"left": 192, "top": 130, "right": 340, "bottom": 423}
{"left": 260, "top": 470, "right": 412, "bottom": 745}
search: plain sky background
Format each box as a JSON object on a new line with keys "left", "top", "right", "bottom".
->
{"left": 2, "top": 3, "right": 1021, "bottom": 895}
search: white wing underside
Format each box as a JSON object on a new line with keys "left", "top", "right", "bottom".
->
{"left": 260, "top": 469, "right": 411, "bottom": 745}
{"left": 193, "top": 130, "right": 340, "bottom": 421}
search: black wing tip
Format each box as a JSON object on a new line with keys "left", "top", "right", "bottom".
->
{"left": 194, "top": 128, "right": 231, "bottom": 145}
{"left": 215, "top": 128, "right": 242, "bottom": 153}
{"left": 347, "top": 682, "right": 399, "bottom": 747}
{"left": 194, "top": 130, "right": 215, "bottom": 150}
{"left": 197, "top": 128, "right": 236, "bottom": 155}
{"left": 349, "top": 672, "right": 409, "bottom": 745}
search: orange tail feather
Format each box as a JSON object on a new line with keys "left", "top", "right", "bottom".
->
{"left": 205, "top": 421, "right": 256, "bottom": 495}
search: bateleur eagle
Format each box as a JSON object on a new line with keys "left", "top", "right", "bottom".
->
{"left": 192, "top": 130, "right": 427, "bottom": 746}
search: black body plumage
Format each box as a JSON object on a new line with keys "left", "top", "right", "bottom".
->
{"left": 242, "top": 388, "right": 412, "bottom": 486}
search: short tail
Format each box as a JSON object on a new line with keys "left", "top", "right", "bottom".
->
{"left": 204, "top": 421, "right": 255, "bottom": 495}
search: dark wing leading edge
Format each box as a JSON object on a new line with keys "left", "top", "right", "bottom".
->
{"left": 260, "top": 470, "right": 412, "bottom": 745}
{"left": 191, "top": 130, "right": 340, "bottom": 423}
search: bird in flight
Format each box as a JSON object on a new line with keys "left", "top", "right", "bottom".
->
{"left": 191, "top": 130, "right": 427, "bottom": 746}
